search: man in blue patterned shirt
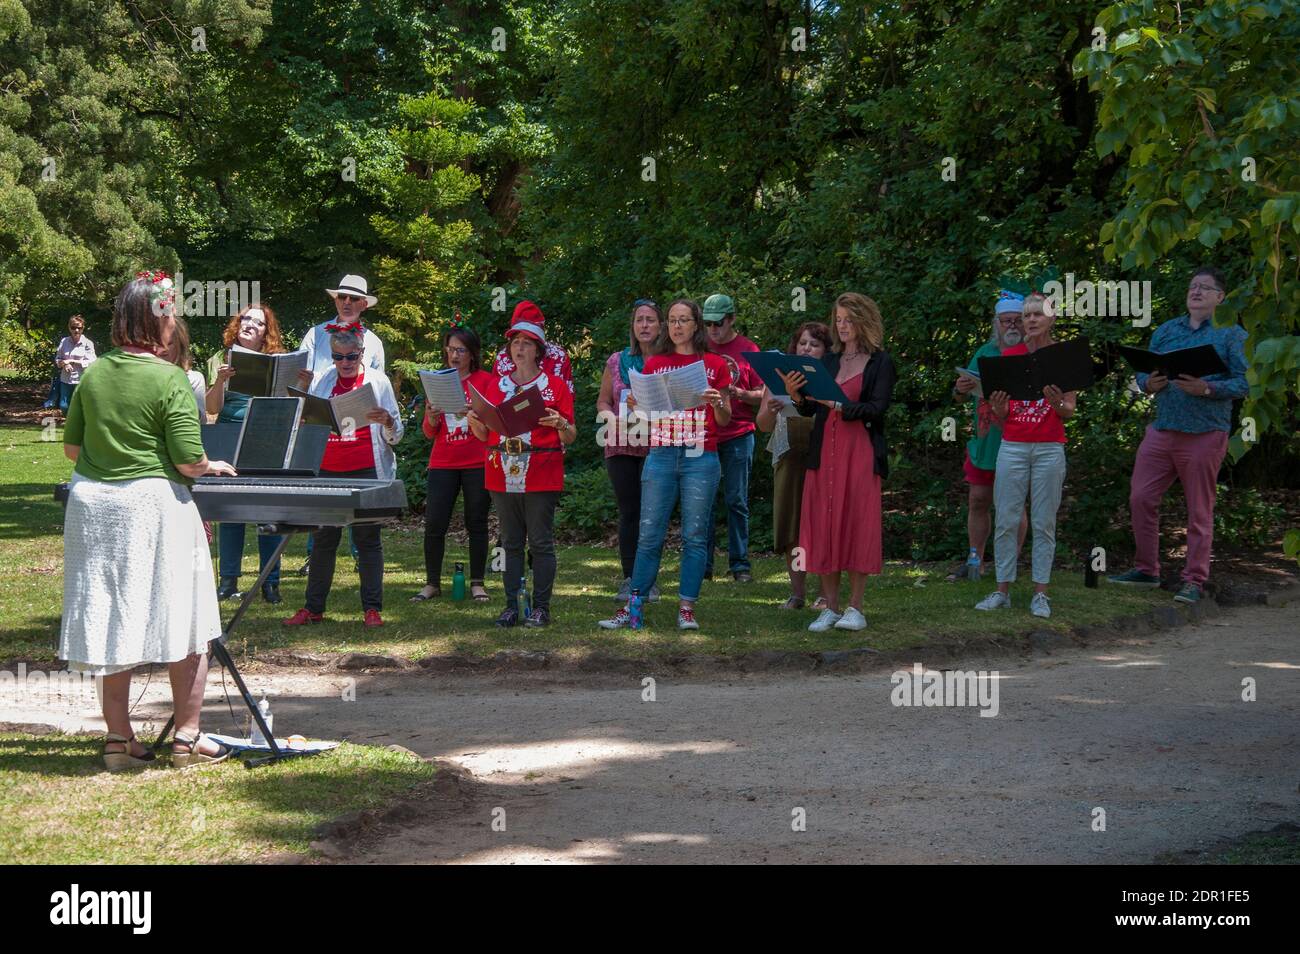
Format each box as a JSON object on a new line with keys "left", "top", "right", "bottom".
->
{"left": 1108, "top": 267, "right": 1249, "bottom": 604}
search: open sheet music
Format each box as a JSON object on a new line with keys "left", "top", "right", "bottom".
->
{"left": 629, "top": 360, "right": 710, "bottom": 414}
{"left": 287, "top": 383, "right": 379, "bottom": 434}
{"left": 228, "top": 345, "right": 308, "bottom": 397}
{"left": 418, "top": 368, "right": 470, "bottom": 413}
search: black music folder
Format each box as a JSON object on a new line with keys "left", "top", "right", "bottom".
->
{"left": 977, "top": 338, "right": 1094, "bottom": 401}
{"left": 227, "top": 346, "right": 308, "bottom": 397}
{"left": 1118, "top": 344, "right": 1229, "bottom": 379}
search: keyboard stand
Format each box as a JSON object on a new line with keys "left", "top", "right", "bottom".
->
{"left": 152, "top": 524, "right": 321, "bottom": 769}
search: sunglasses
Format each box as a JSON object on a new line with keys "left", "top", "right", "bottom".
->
{"left": 331, "top": 351, "right": 362, "bottom": 362}
{"left": 633, "top": 298, "right": 658, "bottom": 308}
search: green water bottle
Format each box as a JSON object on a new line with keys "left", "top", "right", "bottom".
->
{"left": 452, "top": 562, "right": 466, "bottom": 601}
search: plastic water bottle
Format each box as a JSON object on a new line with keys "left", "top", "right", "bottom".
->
{"left": 250, "top": 694, "right": 273, "bottom": 746}
{"left": 628, "top": 589, "right": 644, "bottom": 630}
{"left": 966, "top": 548, "right": 982, "bottom": 581}
{"left": 520, "top": 575, "right": 531, "bottom": 618}
{"left": 452, "top": 562, "right": 466, "bottom": 601}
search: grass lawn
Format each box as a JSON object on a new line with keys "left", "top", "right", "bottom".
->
{"left": 2, "top": 423, "right": 1171, "bottom": 663}
{"left": 0, "top": 731, "right": 432, "bottom": 863}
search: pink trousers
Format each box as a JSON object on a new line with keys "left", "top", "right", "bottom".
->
{"left": 1129, "top": 426, "right": 1227, "bottom": 587}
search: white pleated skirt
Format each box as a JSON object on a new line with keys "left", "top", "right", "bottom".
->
{"left": 60, "top": 473, "right": 222, "bottom": 675}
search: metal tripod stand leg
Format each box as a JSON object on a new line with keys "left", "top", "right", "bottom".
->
{"left": 153, "top": 527, "right": 319, "bottom": 767}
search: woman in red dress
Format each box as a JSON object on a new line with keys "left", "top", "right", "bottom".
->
{"left": 783, "top": 292, "right": 896, "bottom": 633}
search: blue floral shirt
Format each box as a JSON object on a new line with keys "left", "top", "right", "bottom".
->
{"left": 1135, "top": 314, "right": 1249, "bottom": 434}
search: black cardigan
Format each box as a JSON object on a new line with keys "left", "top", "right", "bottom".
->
{"left": 794, "top": 350, "right": 897, "bottom": 478}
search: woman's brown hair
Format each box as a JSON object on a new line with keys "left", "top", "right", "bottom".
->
{"left": 111, "top": 279, "right": 171, "bottom": 351}
{"left": 629, "top": 300, "right": 663, "bottom": 357}
{"left": 787, "top": 321, "right": 832, "bottom": 355}
{"left": 830, "top": 292, "right": 885, "bottom": 354}
{"left": 68, "top": 314, "right": 85, "bottom": 333}
{"left": 221, "top": 305, "right": 286, "bottom": 354}
{"left": 654, "top": 298, "right": 708, "bottom": 356}
{"left": 166, "top": 316, "right": 195, "bottom": 371}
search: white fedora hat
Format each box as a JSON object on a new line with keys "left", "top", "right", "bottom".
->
{"left": 326, "top": 274, "right": 378, "bottom": 307}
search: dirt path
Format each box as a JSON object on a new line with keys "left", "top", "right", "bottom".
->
{"left": 4, "top": 603, "right": 1297, "bottom": 863}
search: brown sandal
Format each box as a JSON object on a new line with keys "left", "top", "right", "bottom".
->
{"left": 102, "top": 732, "right": 155, "bottom": 772}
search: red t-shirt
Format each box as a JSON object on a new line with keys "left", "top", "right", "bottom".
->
{"left": 483, "top": 370, "right": 574, "bottom": 493}
{"left": 707, "top": 334, "right": 761, "bottom": 444}
{"left": 999, "top": 344, "right": 1068, "bottom": 444}
{"left": 640, "top": 352, "right": 732, "bottom": 454}
{"left": 321, "top": 369, "right": 377, "bottom": 472}
{"left": 423, "top": 369, "right": 492, "bottom": 470}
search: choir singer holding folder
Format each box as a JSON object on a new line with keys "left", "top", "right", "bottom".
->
{"left": 282, "top": 321, "right": 403, "bottom": 629}
{"left": 976, "top": 292, "right": 1076, "bottom": 620}
{"left": 1106, "top": 266, "right": 1249, "bottom": 605}
{"left": 468, "top": 320, "right": 576, "bottom": 628}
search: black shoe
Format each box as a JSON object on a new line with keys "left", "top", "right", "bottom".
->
{"left": 217, "top": 578, "right": 239, "bottom": 601}
{"left": 524, "top": 608, "right": 550, "bottom": 628}
{"left": 732, "top": 570, "right": 752, "bottom": 583}
{"left": 495, "top": 607, "right": 519, "bottom": 628}
{"left": 261, "top": 583, "right": 282, "bottom": 605}
{"left": 296, "top": 559, "right": 310, "bottom": 576}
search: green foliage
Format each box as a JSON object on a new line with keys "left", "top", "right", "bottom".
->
{"left": 1077, "top": 0, "right": 1300, "bottom": 463}
{"left": 553, "top": 465, "right": 616, "bottom": 540}
{"left": 0, "top": 318, "right": 52, "bottom": 380}
{"left": 1214, "top": 487, "right": 1285, "bottom": 549}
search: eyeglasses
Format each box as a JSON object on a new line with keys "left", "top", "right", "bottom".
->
{"left": 331, "top": 351, "right": 362, "bottom": 362}
{"left": 667, "top": 317, "right": 695, "bottom": 327}
{"left": 446, "top": 346, "right": 468, "bottom": 356}
{"left": 1188, "top": 282, "right": 1221, "bottom": 293}
{"left": 336, "top": 294, "right": 364, "bottom": 304}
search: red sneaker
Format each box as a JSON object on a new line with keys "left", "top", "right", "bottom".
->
{"left": 364, "top": 609, "right": 384, "bottom": 628}
{"left": 282, "top": 608, "right": 323, "bottom": 626}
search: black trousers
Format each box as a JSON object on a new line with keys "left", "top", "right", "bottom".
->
{"left": 605, "top": 454, "right": 645, "bottom": 578}
{"left": 424, "top": 466, "right": 490, "bottom": 585}
{"left": 491, "top": 490, "right": 560, "bottom": 612}
{"left": 305, "top": 467, "right": 384, "bottom": 613}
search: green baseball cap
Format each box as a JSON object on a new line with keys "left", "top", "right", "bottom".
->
{"left": 702, "top": 293, "right": 735, "bottom": 323}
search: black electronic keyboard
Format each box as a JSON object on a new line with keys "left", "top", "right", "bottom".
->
{"left": 189, "top": 476, "right": 408, "bottom": 526}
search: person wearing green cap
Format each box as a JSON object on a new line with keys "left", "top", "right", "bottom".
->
{"left": 702, "top": 293, "right": 764, "bottom": 583}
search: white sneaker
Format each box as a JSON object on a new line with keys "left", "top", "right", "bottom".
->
{"left": 974, "top": 591, "right": 1011, "bottom": 611}
{"left": 808, "top": 609, "right": 843, "bottom": 632}
{"left": 1030, "top": 592, "right": 1052, "bottom": 618}
{"left": 834, "top": 607, "right": 867, "bottom": 630}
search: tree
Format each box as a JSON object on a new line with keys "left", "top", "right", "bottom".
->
{"left": 367, "top": 90, "right": 482, "bottom": 384}
{"left": 1076, "top": 0, "right": 1300, "bottom": 558}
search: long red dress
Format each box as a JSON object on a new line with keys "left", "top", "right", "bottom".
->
{"left": 798, "top": 372, "right": 883, "bottom": 575}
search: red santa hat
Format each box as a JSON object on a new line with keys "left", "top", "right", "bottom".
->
{"left": 510, "top": 300, "right": 546, "bottom": 328}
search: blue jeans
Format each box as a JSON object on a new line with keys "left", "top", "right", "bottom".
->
{"left": 218, "top": 522, "right": 283, "bottom": 585}
{"left": 704, "top": 431, "right": 754, "bottom": 575}
{"left": 630, "top": 448, "right": 721, "bottom": 603}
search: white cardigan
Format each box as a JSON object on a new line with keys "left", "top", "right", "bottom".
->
{"left": 309, "top": 367, "right": 405, "bottom": 480}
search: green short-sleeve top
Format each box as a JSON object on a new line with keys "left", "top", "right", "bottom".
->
{"left": 63, "top": 350, "right": 206, "bottom": 484}
{"left": 965, "top": 340, "right": 1006, "bottom": 472}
